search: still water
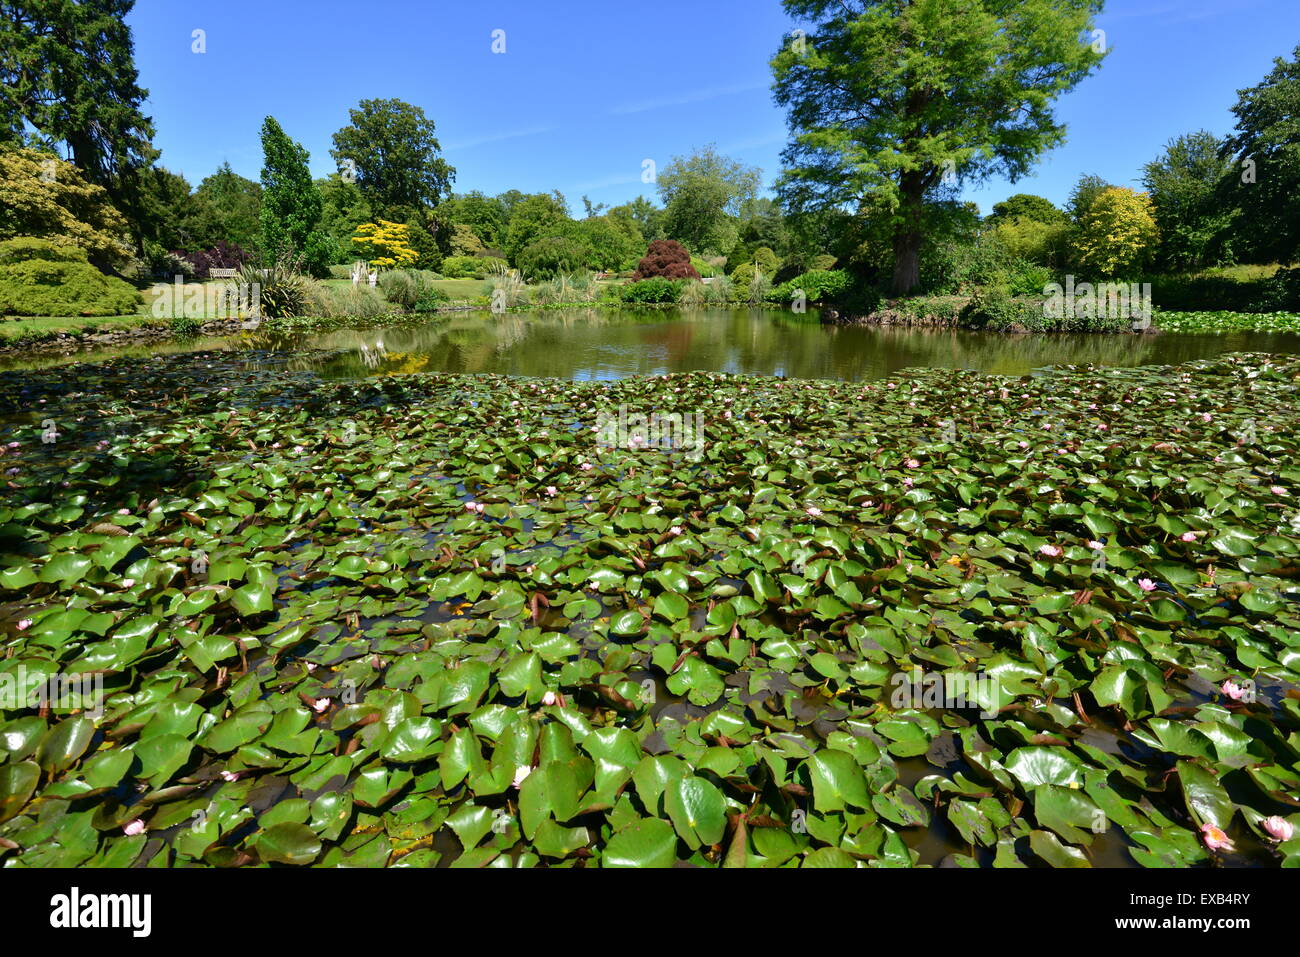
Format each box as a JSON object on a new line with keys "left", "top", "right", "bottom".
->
{"left": 7, "top": 307, "right": 1300, "bottom": 379}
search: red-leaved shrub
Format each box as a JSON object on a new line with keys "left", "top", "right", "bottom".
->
{"left": 632, "top": 239, "right": 699, "bottom": 280}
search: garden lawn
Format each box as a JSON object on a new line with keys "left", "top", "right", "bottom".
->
{"left": 0, "top": 313, "right": 159, "bottom": 345}
{"left": 0, "top": 351, "right": 1298, "bottom": 868}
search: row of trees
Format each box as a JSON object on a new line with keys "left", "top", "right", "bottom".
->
{"left": 3, "top": 0, "right": 1294, "bottom": 306}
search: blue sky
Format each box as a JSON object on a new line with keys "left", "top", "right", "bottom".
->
{"left": 127, "top": 0, "right": 1299, "bottom": 215}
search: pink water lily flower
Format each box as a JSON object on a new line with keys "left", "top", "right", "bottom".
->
{"left": 1201, "top": 413, "right": 1213, "bottom": 423}
{"left": 545, "top": 486, "right": 558, "bottom": 497}
{"left": 1088, "top": 541, "right": 1104, "bottom": 550}
{"left": 220, "top": 770, "right": 241, "bottom": 783}
{"left": 1138, "top": 578, "right": 1157, "bottom": 592}
{"left": 1262, "top": 816, "right": 1294, "bottom": 842}
{"left": 1200, "top": 823, "right": 1235, "bottom": 851}
{"left": 905, "top": 458, "right": 920, "bottom": 469}
{"left": 123, "top": 819, "right": 146, "bottom": 836}
{"left": 541, "top": 691, "right": 558, "bottom": 707}
{"left": 1221, "top": 680, "right": 1250, "bottom": 701}
{"left": 312, "top": 697, "right": 330, "bottom": 713}
{"left": 1271, "top": 486, "right": 1287, "bottom": 496}
{"left": 805, "top": 506, "right": 823, "bottom": 518}
{"left": 1039, "top": 544, "right": 1062, "bottom": 558}
{"left": 16, "top": 619, "right": 31, "bottom": 631}
{"left": 1181, "top": 532, "right": 1197, "bottom": 542}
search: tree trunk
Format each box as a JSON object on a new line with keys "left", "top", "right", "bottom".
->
{"left": 890, "top": 229, "right": 922, "bottom": 296}
{"left": 890, "top": 175, "right": 927, "bottom": 296}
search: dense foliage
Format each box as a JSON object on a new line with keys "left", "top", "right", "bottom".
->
{"left": 632, "top": 240, "right": 699, "bottom": 281}
{"left": 1, "top": 352, "right": 1298, "bottom": 867}
{"left": 259, "top": 117, "right": 332, "bottom": 278}
{"left": 329, "top": 98, "right": 456, "bottom": 215}
{"left": 0, "top": 147, "right": 135, "bottom": 272}
{"left": 0, "top": 237, "right": 141, "bottom": 316}
{"left": 772, "top": 0, "right": 1106, "bottom": 294}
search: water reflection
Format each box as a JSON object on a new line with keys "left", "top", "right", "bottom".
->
{"left": 7, "top": 307, "right": 1300, "bottom": 381}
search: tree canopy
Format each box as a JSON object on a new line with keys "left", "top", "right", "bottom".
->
{"left": 1141, "top": 131, "right": 1235, "bottom": 269}
{"left": 0, "top": 145, "right": 134, "bottom": 271}
{"left": 259, "top": 116, "right": 330, "bottom": 275}
{"left": 0, "top": 0, "right": 157, "bottom": 239}
{"left": 658, "top": 146, "right": 761, "bottom": 256}
{"left": 330, "top": 98, "right": 456, "bottom": 216}
{"left": 1222, "top": 43, "right": 1300, "bottom": 264}
{"left": 772, "top": 0, "right": 1107, "bottom": 293}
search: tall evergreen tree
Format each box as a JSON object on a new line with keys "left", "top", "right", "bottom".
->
{"left": 0, "top": 0, "right": 157, "bottom": 239}
{"left": 191, "top": 161, "right": 263, "bottom": 255}
{"left": 259, "top": 116, "right": 330, "bottom": 275}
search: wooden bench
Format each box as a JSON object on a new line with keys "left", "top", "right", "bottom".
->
{"left": 208, "top": 267, "right": 239, "bottom": 279}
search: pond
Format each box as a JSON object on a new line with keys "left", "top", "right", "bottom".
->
{"left": 7, "top": 306, "right": 1300, "bottom": 380}
{"left": 2, "top": 310, "right": 1298, "bottom": 870}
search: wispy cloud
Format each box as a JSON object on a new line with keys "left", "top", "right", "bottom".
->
{"left": 720, "top": 131, "right": 788, "bottom": 153}
{"left": 444, "top": 125, "right": 555, "bottom": 151}
{"left": 610, "top": 80, "right": 770, "bottom": 116}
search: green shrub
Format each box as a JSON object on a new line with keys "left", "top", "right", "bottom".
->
{"left": 730, "top": 262, "right": 757, "bottom": 289}
{"left": 141, "top": 242, "right": 195, "bottom": 281}
{"left": 771, "top": 269, "right": 851, "bottom": 304}
{"left": 921, "top": 238, "right": 1012, "bottom": 294}
{"left": 961, "top": 285, "right": 1045, "bottom": 330}
{"left": 1256, "top": 267, "right": 1300, "bottom": 311}
{"left": 304, "top": 281, "right": 391, "bottom": 318}
{"left": 169, "top": 315, "right": 201, "bottom": 336}
{"left": 0, "top": 236, "right": 87, "bottom": 264}
{"left": 442, "top": 255, "right": 504, "bottom": 280}
{"left": 517, "top": 237, "right": 590, "bottom": 281}
{"left": 240, "top": 257, "right": 309, "bottom": 319}
{"left": 1147, "top": 266, "right": 1300, "bottom": 313}
{"left": 413, "top": 285, "right": 450, "bottom": 313}
{"left": 620, "top": 278, "right": 683, "bottom": 304}
{"left": 1005, "top": 261, "right": 1054, "bottom": 297}
{"left": 988, "top": 217, "right": 1070, "bottom": 268}
{"left": 891, "top": 295, "right": 967, "bottom": 324}
{"left": 728, "top": 264, "right": 771, "bottom": 304}
{"left": 378, "top": 268, "right": 445, "bottom": 310}
{"left": 0, "top": 237, "right": 143, "bottom": 316}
